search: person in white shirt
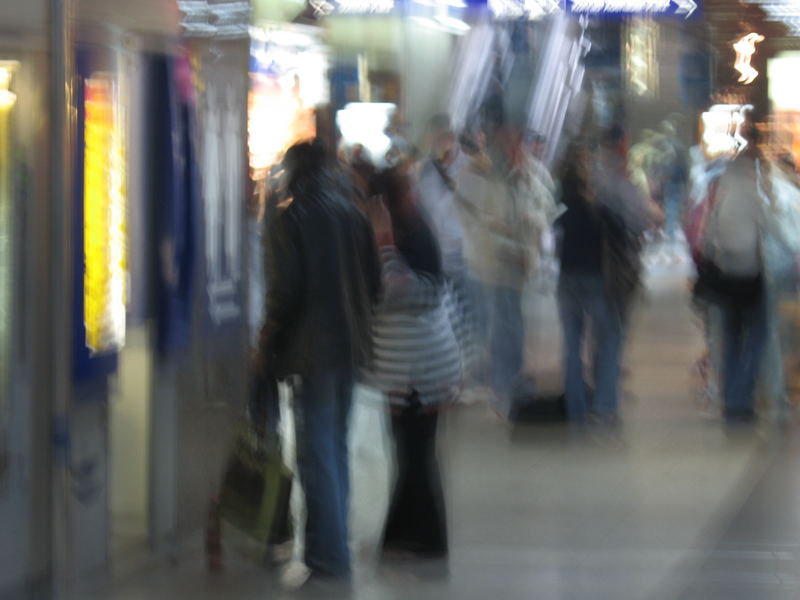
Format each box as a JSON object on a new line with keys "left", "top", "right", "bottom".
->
{"left": 454, "top": 123, "right": 557, "bottom": 416}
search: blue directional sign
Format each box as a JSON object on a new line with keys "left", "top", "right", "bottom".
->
{"left": 565, "top": 0, "right": 700, "bottom": 18}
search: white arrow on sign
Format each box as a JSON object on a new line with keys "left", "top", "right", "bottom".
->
{"left": 673, "top": 0, "right": 697, "bottom": 18}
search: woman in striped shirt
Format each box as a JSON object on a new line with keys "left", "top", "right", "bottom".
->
{"left": 365, "top": 167, "right": 462, "bottom": 564}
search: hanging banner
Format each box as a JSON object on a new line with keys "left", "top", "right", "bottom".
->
{"left": 192, "top": 44, "right": 248, "bottom": 331}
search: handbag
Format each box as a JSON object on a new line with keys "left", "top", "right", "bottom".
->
{"left": 692, "top": 162, "right": 765, "bottom": 307}
{"left": 217, "top": 408, "right": 293, "bottom": 545}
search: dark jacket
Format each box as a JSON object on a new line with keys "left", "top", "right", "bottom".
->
{"left": 259, "top": 178, "right": 381, "bottom": 377}
{"left": 556, "top": 171, "right": 604, "bottom": 276}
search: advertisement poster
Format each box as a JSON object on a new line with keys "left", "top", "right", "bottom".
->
{"left": 196, "top": 49, "right": 248, "bottom": 330}
{"left": 73, "top": 48, "right": 127, "bottom": 381}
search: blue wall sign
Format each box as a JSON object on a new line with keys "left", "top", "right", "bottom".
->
{"left": 565, "top": 0, "right": 699, "bottom": 18}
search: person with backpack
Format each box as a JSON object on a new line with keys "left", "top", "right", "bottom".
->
{"left": 694, "top": 119, "right": 770, "bottom": 423}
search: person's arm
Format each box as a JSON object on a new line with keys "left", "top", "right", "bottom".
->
{"left": 359, "top": 213, "right": 383, "bottom": 305}
{"left": 765, "top": 168, "right": 800, "bottom": 254}
{"left": 377, "top": 245, "right": 443, "bottom": 312}
{"left": 597, "top": 170, "right": 663, "bottom": 235}
{"left": 257, "top": 211, "right": 304, "bottom": 367}
{"left": 365, "top": 198, "right": 443, "bottom": 312}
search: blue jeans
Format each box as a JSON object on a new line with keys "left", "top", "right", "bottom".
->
{"left": 488, "top": 285, "right": 525, "bottom": 406}
{"left": 721, "top": 296, "right": 768, "bottom": 420}
{"left": 760, "top": 280, "right": 795, "bottom": 422}
{"left": 465, "top": 277, "right": 490, "bottom": 385}
{"left": 557, "top": 274, "right": 624, "bottom": 421}
{"left": 292, "top": 367, "right": 354, "bottom": 577}
{"left": 663, "top": 178, "right": 685, "bottom": 240}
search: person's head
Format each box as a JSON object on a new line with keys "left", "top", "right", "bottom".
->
{"left": 459, "top": 129, "right": 485, "bottom": 156}
{"left": 370, "top": 167, "right": 419, "bottom": 237}
{"left": 604, "top": 124, "right": 629, "bottom": 158}
{"left": 526, "top": 131, "right": 546, "bottom": 159}
{"left": 640, "top": 129, "right": 656, "bottom": 144}
{"left": 494, "top": 124, "right": 525, "bottom": 166}
{"left": 433, "top": 129, "right": 457, "bottom": 165}
{"left": 282, "top": 141, "right": 329, "bottom": 198}
{"left": 428, "top": 113, "right": 451, "bottom": 138}
{"left": 559, "top": 141, "right": 591, "bottom": 203}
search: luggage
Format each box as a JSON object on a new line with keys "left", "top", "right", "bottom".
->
{"left": 217, "top": 427, "right": 293, "bottom": 545}
{"left": 508, "top": 374, "right": 592, "bottom": 424}
{"left": 509, "top": 392, "right": 567, "bottom": 424}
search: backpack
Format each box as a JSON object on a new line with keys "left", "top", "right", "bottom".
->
{"left": 692, "top": 158, "right": 764, "bottom": 307}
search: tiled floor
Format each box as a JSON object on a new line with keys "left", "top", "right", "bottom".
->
{"left": 79, "top": 259, "right": 798, "bottom": 600}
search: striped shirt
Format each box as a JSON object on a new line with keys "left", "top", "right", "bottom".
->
{"left": 367, "top": 245, "right": 463, "bottom": 408}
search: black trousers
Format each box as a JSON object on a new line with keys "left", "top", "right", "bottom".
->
{"left": 381, "top": 398, "right": 448, "bottom": 558}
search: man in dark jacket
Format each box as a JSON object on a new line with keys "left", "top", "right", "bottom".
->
{"left": 257, "top": 141, "right": 381, "bottom": 587}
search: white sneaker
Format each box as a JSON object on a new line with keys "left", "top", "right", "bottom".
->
{"left": 267, "top": 540, "right": 294, "bottom": 565}
{"left": 281, "top": 561, "right": 312, "bottom": 591}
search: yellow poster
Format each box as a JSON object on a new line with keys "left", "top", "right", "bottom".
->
{"left": 83, "top": 75, "right": 127, "bottom": 354}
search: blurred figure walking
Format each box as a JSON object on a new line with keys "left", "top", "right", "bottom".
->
{"left": 592, "top": 126, "right": 664, "bottom": 325}
{"left": 555, "top": 144, "right": 622, "bottom": 424}
{"left": 255, "top": 141, "right": 381, "bottom": 588}
{"left": 694, "top": 122, "right": 770, "bottom": 423}
{"left": 584, "top": 127, "right": 663, "bottom": 421}
{"left": 482, "top": 124, "right": 555, "bottom": 416}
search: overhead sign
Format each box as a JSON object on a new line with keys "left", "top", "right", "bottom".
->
{"left": 309, "top": 0, "right": 396, "bottom": 15}
{"left": 565, "top": 0, "right": 698, "bottom": 17}
{"left": 488, "top": 0, "right": 560, "bottom": 20}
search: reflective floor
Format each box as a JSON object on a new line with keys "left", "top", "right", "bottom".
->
{"left": 77, "top": 248, "right": 800, "bottom": 600}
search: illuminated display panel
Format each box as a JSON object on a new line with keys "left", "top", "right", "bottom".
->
{"left": 83, "top": 75, "right": 127, "bottom": 355}
{"left": 768, "top": 53, "right": 800, "bottom": 171}
{"left": 624, "top": 16, "right": 658, "bottom": 97}
{"left": 248, "top": 28, "right": 329, "bottom": 180}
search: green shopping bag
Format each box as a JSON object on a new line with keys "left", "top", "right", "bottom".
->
{"left": 217, "top": 427, "right": 294, "bottom": 544}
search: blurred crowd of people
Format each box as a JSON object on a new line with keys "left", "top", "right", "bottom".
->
{"left": 248, "top": 107, "right": 800, "bottom": 590}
